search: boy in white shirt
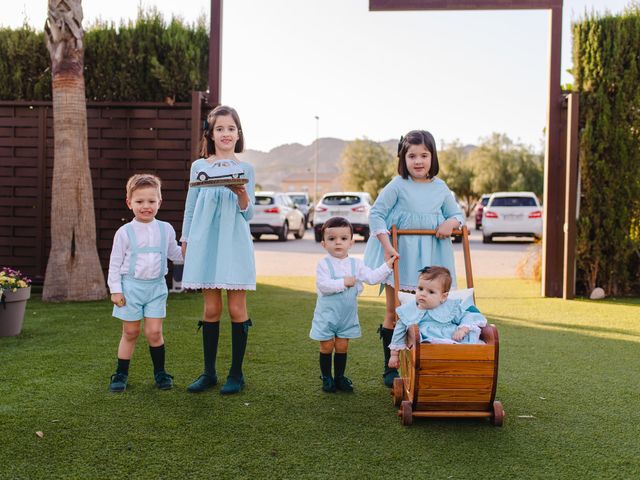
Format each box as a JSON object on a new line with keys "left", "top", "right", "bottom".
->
{"left": 107, "top": 174, "right": 183, "bottom": 392}
{"left": 310, "top": 217, "right": 396, "bottom": 393}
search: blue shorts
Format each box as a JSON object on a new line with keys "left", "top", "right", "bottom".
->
{"left": 113, "top": 277, "right": 168, "bottom": 321}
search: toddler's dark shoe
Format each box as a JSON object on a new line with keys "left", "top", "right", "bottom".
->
{"left": 154, "top": 371, "right": 174, "bottom": 390}
{"left": 187, "top": 373, "right": 218, "bottom": 393}
{"left": 220, "top": 375, "right": 245, "bottom": 395}
{"left": 335, "top": 375, "right": 354, "bottom": 392}
{"left": 109, "top": 372, "right": 128, "bottom": 393}
{"left": 383, "top": 368, "right": 399, "bottom": 388}
{"left": 321, "top": 375, "right": 336, "bottom": 393}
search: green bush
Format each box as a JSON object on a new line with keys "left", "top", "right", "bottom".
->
{"left": 572, "top": 6, "right": 640, "bottom": 295}
{"left": 0, "top": 10, "right": 208, "bottom": 102}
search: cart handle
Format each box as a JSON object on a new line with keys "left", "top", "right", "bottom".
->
{"left": 391, "top": 225, "right": 474, "bottom": 309}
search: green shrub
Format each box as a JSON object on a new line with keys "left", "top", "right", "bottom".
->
{"left": 572, "top": 6, "right": 640, "bottom": 295}
{"left": 0, "top": 9, "right": 208, "bottom": 102}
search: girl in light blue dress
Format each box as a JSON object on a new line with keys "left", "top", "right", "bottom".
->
{"left": 387, "top": 266, "right": 487, "bottom": 371}
{"left": 363, "top": 130, "right": 464, "bottom": 387}
{"left": 181, "top": 105, "right": 256, "bottom": 395}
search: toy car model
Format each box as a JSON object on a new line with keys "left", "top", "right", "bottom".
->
{"left": 189, "top": 159, "right": 248, "bottom": 187}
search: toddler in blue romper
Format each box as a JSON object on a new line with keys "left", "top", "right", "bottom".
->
{"left": 107, "top": 174, "right": 183, "bottom": 393}
{"left": 310, "top": 217, "right": 396, "bottom": 393}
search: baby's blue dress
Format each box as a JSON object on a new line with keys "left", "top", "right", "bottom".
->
{"left": 389, "top": 299, "right": 486, "bottom": 348}
{"left": 181, "top": 158, "right": 256, "bottom": 290}
{"left": 363, "top": 176, "right": 464, "bottom": 291}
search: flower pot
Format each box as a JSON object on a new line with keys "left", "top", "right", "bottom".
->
{"left": 0, "top": 286, "right": 31, "bottom": 337}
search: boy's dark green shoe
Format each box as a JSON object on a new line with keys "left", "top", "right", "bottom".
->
{"left": 383, "top": 368, "right": 399, "bottom": 388}
{"left": 187, "top": 373, "right": 218, "bottom": 393}
{"left": 154, "top": 371, "right": 174, "bottom": 390}
{"left": 321, "top": 375, "right": 336, "bottom": 393}
{"left": 109, "top": 372, "right": 128, "bottom": 393}
{"left": 335, "top": 375, "right": 354, "bottom": 392}
{"left": 220, "top": 375, "right": 245, "bottom": 395}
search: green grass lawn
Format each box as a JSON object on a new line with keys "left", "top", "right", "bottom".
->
{"left": 1, "top": 278, "right": 639, "bottom": 479}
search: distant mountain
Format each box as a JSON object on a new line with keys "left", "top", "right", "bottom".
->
{"left": 238, "top": 138, "right": 475, "bottom": 190}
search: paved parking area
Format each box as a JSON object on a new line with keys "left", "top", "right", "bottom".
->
{"left": 254, "top": 222, "right": 538, "bottom": 278}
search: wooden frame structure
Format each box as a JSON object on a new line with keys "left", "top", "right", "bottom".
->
{"left": 206, "top": 0, "right": 574, "bottom": 297}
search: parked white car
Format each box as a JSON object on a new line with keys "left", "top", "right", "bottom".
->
{"left": 313, "top": 192, "right": 372, "bottom": 242}
{"left": 482, "top": 191, "right": 543, "bottom": 243}
{"left": 250, "top": 192, "right": 306, "bottom": 242}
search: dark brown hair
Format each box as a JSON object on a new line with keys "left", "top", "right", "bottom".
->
{"left": 200, "top": 105, "right": 245, "bottom": 157}
{"left": 397, "top": 130, "right": 439, "bottom": 179}
{"left": 418, "top": 265, "right": 452, "bottom": 293}
{"left": 321, "top": 216, "right": 353, "bottom": 240}
{"left": 126, "top": 173, "right": 162, "bottom": 200}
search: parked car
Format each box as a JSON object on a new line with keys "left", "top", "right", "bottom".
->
{"left": 286, "top": 192, "right": 314, "bottom": 228}
{"left": 313, "top": 192, "right": 372, "bottom": 242}
{"left": 249, "top": 192, "right": 306, "bottom": 241}
{"left": 482, "top": 192, "right": 543, "bottom": 243}
{"left": 474, "top": 194, "right": 491, "bottom": 230}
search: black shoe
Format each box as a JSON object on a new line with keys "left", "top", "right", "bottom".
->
{"left": 109, "top": 372, "right": 128, "bottom": 393}
{"left": 335, "top": 375, "right": 354, "bottom": 392}
{"left": 154, "top": 371, "right": 174, "bottom": 390}
{"left": 187, "top": 373, "right": 218, "bottom": 393}
{"left": 321, "top": 375, "right": 336, "bottom": 393}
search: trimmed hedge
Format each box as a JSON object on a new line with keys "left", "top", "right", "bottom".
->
{"left": 0, "top": 10, "right": 208, "bottom": 102}
{"left": 572, "top": 6, "right": 640, "bottom": 295}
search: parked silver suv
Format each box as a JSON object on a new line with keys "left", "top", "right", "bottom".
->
{"left": 286, "top": 192, "right": 313, "bottom": 228}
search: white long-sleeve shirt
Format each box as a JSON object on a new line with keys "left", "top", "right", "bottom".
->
{"left": 107, "top": 219, "right": 183, "bottom": 294}
{"left": 316, "top": 255, "right": 391, "bottom": 296}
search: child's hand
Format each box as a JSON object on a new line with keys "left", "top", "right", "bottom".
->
{"left": 385, "top": 255, "right": 398, "bottom": 268}
{"left": 343, "top": 276, "right": 356, "bottom": 288}
{"left": 384, "top": 246, "right": 399, "bottom": 261}
{"left": 452, "top": 326, "right": 470, "bottom": 341}
{"left": 181, "top": 242, "right": 187, "bottom": 259}
{"left": 435, "top": 220, "right": 456, "bottom": 239}
{"left": 111, "top": 293, "right": 126, "bottom": 307}
{"left": 388, "top": 353, "right": 400, "bottom": 369}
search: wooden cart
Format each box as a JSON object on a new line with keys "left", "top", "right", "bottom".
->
{"left": 390, "top": 225, "right": 504, "bottom": 426}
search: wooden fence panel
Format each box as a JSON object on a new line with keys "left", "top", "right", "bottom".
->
{"left": 0, "top": 93, "right": 207, "bottom": 283}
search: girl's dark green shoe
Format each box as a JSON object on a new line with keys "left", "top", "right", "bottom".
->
{"left": 187, "top": 373, "right": 218, "bottom": 393}
{"left": 220, "top": 375, "right": 245, "bottom": 394}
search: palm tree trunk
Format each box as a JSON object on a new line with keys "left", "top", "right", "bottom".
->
{"left": 43, "top": 0, "right": 106, "bottom": 301}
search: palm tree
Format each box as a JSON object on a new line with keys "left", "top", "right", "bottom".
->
{"left": 43, "top": 0, "right": 106, "bottom": 301}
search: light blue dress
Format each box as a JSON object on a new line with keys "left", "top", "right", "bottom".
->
{"left": 389, "top": 299, "right": 487, "bottom": 348}
{"left": 363, "top": 176, "right": 464, "bottom": 291}
{"left": 181, "top": 158, "right": 256, "bottom": 290}
{"left": 309, "top": 258, "right": 361, "bottom": 341}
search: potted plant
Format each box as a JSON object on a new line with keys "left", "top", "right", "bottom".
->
{"left": 0, "top": 267, "right": 32, "bottom": 337}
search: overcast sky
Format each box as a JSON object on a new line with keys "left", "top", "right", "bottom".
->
{"left": 3, "top": 0, "right": 632, "bottom": 152}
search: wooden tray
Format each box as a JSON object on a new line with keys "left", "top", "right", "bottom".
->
{"left": 189, "top": 178, "right": 248, "bottom": 188}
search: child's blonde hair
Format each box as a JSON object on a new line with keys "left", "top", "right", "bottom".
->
{"left": 126, "top": 174, "right": 162, "bottom": 200}
{"left": 418, "top": 266, "right": 452, "bottom": 293}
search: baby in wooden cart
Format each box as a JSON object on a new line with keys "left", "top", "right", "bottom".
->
{"left": 388, "top": 266, "right": 487, "bottom": 369}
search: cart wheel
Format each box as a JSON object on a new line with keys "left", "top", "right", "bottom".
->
{"left": 400, "top": 400, "right": 413, "bottom": 426}
{"left": 392, "top": 378, "right": 404, "bottom": 407}
{"left": 490, "top": 401, "right": 504, "bottom": 426}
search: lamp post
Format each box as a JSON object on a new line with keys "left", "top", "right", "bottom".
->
{"left": 314, "top": 115, "right": 319, "bottom": 203}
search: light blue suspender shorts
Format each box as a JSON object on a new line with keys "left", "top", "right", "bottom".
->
{"left": 309, "top": 258, "right": 361, "bottom": 341}
{"left": 112, "top": 222, "right": 169, "bottom": 322}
